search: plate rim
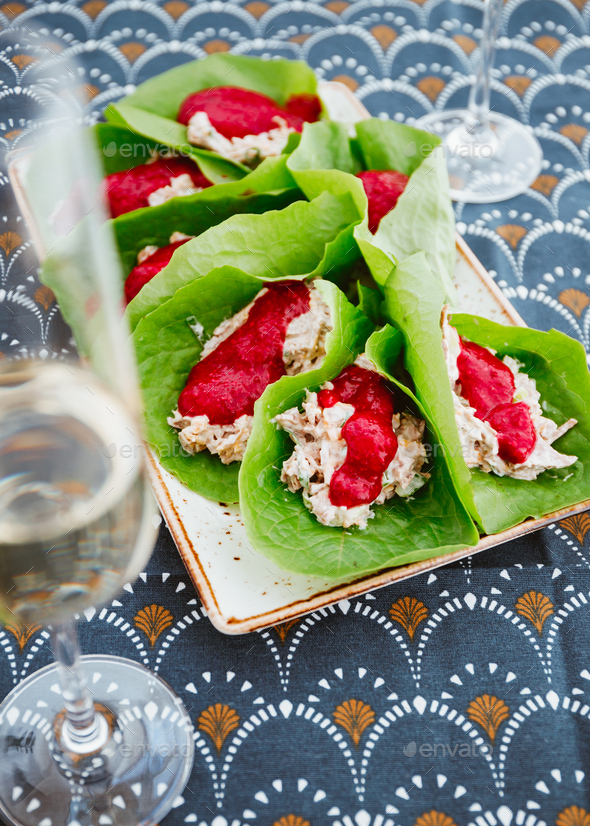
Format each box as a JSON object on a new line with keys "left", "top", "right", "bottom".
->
{"left": 147, "top": 448, "right": 590, "bottom": 634}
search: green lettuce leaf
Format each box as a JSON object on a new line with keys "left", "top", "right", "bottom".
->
{"left": 358, "top": 283, "right": 385, "bottom": 327}
{"left": 28, "top": 119, "right": 299, "bottom": 268}
{"left": 355, "top": 119, "right": 441, "bottom": 177}
{"left": 40, "top": 174, "right": 303, "bottom": 359}
{"left": 106, "top": 103, "right": 248, "bottom": 183}
{"left": 95, "top": 119, "right": 298, "bottom": 194}
{"left": 287, "top": 119, "right": 456, "bottom": 300}
{"left": 95, "top": 122, "right": 304, "bottom": 279}
{"left": 287, "top": 121, "right": 364, "bottom": 198}
{"left": 112, "top": 179, "right": 303, "bottom": 277}
{"left": 451, "top": 314, "right": 590, "bottom": 534}
{"left": 126, "top": 190, "right": 361, "bottom": 331}
{"left": 106, "top": 53, "right": 319, "bottom": 183}
{"left": 21, "top": 125, "right": 154, "bottom": 254}
{"left": 239, "top": 281, "right": 478, "bottom": 579}
{"left": 132, "top": 266, "right": 274, "bottom": 502}
{"left": 384, "top": 252, "right": 590, "bottom": 534}
{"left": 94, "top": 123, "right": 163, "bottom": 175}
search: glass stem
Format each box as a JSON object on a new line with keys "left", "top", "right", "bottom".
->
{"left": 52, "top": 620, "right": 100, "bottom": 747}
{"left": 468, "top": 0, "right": 503, "bottom": 127}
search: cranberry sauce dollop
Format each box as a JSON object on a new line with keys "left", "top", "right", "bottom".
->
{"left": 485, "top": 402, "right": 537, "bottom": 465}
{"left": 124, "top": 239, "right": 191, "bottom": 304}
{"left": 356, "top": 170, "right": 410, "bottom": 233}
{"left": 103, "top": 157, "right": 211, "bottom": 218}
{"left": 456, "top": 339, "right": 515, "bottom": 420}
{"left": 456, "top": 336, "right": 536, "bottom": 464}
{"left": 177, "top": 86, "right": 321, "bottom": 137}
{"left": 283, "top": 93, "right": 322, "bottom": 124}
{"left": 318, "top": 365, "right": 398, "bottom": 508}
{"left": 178, "top": 280, "right": 311, "bottom": 425}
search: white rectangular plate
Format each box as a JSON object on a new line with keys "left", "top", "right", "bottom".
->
{"left": 11, "top": 82, "right": 590, "bottom": 634}
{"left": 144, "top": 83, "right": 590, "bottom": 634}
{"left": 146, "top": 230, "right": 590, "bottom": 635}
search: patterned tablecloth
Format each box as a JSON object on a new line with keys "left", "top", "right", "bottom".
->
{"left": 2, "top": 1, "right": 590, "bottom": 824}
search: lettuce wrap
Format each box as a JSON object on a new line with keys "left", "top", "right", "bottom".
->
{"left": 112, "top": 177, "right": 303, "bottom": 278}
{"left": 125, "top": 189, "right": 361, "bottom": 331}
{"left": 37, "top": 118, "right": 305, "bottom": 352}
{"left": 40, "top": 180, "right": 302, "bottom": 355}
{"left": 133, "top": 273, "right": 346, "bottom": 502}
{"left": 95, "top": 123, "right": 161, "bottom": 176}
{"left": 27, "top": 123, "right": 212, "bottom": 248}
{"left": 286, "top": 119, "right": 456, "bottom": 301}
{"left": 383, "top": 252, "right": 590, "bottom": 535}
{"left": 238, "top": 283, "right": 478, "bottom": 579}
{"left": 97, "top": 122, "right": 301, "bottom": 226}
{"left": 96, "top": 122, "right": 304, "bottom": 276}
{"left": 133, "top": 267, "right": 280, "bottom": 502}
{"left": 105, "top": 53, "right": 319, "bottom": 183}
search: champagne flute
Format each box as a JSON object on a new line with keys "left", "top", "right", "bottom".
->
{"left": 416, "top": 0, "right": 543, "bottom": 202}
{"left": 0, "top": 29, "right": 194, "bottom": 826}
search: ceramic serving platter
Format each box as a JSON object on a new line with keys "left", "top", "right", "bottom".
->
{"left": 10, "top": 81, "right": 590, "bottom": 635}
{"left": 144, "top": 227, "right": 590, "bottom": 637}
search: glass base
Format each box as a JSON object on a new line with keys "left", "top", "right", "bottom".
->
{"left": 415, "top": 109, "right": 543, "bottom": 203}
{"left": 0, "top": 655, "right": 195, "bottom": 826}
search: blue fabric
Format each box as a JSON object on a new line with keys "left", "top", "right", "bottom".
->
{"left": 1, "top": 2, "right": 590, "bottom": 824}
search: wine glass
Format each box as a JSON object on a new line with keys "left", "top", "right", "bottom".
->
{"left": 0, "top": 29, "right": 194, "bottom": 826}
{"left": 415, "top": 0, "right": 543, "bottom": 203}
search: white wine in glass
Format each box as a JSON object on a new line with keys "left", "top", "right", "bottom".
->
{"left": 416, "top": 0, "right": 543, "bottom": 203}
{"left": 0, "top": 363, "right": 153, "bottom": 625}
{"left": 0, "top": 26, "right": 194, "bottom": 826}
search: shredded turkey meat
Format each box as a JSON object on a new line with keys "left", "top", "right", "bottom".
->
{"left": 137, "top": 231, "right": 194, "bottom": 264}
{"left": 186, "top": 111, "right": 294, "bottom": 165}
{"left": 276, "top": 355, "right": 429, "bottom": 529}
{"left": 167, "top": 410, "right": 253, "bottom": 466}
{"left": 147, "top": 174, "right": 203, "bottom": 207}
{"left": 442, "top": 306, "right": 578, "bottom": 480}
{"left": 168, "top": 285, "right": 332, "bottom": 464}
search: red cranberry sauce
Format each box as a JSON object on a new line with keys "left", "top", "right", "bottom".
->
{"left": 124, "top": 239, "right": 191, "bottom": 304}
{"left": 177, "top": 86, "right": 321, "bottom": 138}
{"left": 485, "top": 402, "right": 537, "bottom": 465}
{"left": 456, "top": 335, "right": 536, "bottom": 464}
{"left": 103, "top": 156, "right": 211, "bottom": 218}
{"left": 178, "top": 280, "right": 311, "bottom": 425}
{"left": 356, "top": 170, "right": 410, "bottom": 233}
{"left": 318, "top": 365, "right": 399, "bottom": 508}
{"left": 456, "top": 338, "right": 515, "bottom": 420}
{"left": 284, "top": 93, "right": 322, "bottom": 123}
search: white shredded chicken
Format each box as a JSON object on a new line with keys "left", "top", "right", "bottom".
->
{"left": 168, "top": 411, "right": 252, "bottom": 465}
{"left": 137, "top": 232, "right": 194, "bottom": 265}
{"left": 442, "top": 306, "right": 578, "bottom": 480}
{"left": 169, "top": 285, "right": 332, "bottom": 464}
{"left": 283, "top": 289, "right": 333, "bottom": 375}
{"left": 276, "top": 356, "right": 429, "bottom": 529}
{"left": 137, "top": 245, "right": 158, "bottom": 264}
{"left": 186, "top": 111, "right": 295, "bottom": 165}
{"left": 147, "top": 174, "right": 203, "bottom": 207}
